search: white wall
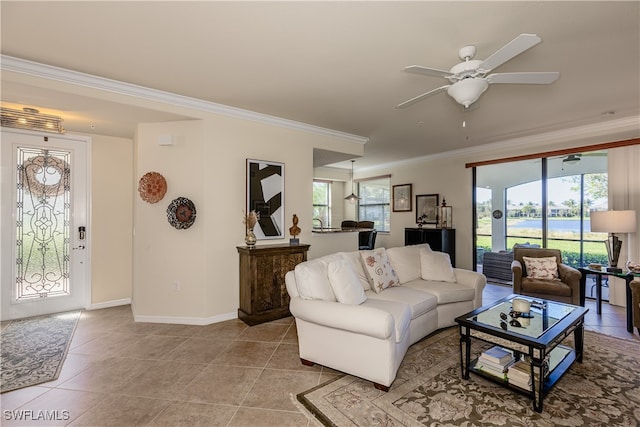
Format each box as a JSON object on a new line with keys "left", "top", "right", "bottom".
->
{"left": 132, "top": 116, "right": 364, "bottom": 323}
{"left": 91, "top": 134, "right": 134, "bottom": 306}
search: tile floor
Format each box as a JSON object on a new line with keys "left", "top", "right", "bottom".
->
{"left": 1, "top": 283, "right": 637, "bottom": 426}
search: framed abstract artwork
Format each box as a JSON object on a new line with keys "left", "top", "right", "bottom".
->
{"left": 392, "top": 184, "right": 412, "bottom": 212}
{"left": 246, "top": 159, "right": 284, "bottom": 239}
{"left": 415, "top": 194, "right": 439, "bottom": 225}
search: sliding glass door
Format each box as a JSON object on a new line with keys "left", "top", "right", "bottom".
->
{"left": 474, "top": 150, "right": 609, "bottom": 298}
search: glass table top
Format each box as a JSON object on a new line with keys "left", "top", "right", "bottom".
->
{"left": 466, "top": 297, "right": 577, "bottom": 339}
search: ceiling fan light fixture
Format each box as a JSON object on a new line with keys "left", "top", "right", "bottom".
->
{"left": 563, "top": 154, "right": 581, "bottom": 165}
{"left": 446, "top": 78, "right": 488, "bottom": 108}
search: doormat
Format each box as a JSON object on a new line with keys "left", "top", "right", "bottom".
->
{"left": 1, "top": 311, "right": 81, "bottom": 393}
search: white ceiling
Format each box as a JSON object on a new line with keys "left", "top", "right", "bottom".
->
{"left": 1, "top": 1, "right": 638, "bottom": 169}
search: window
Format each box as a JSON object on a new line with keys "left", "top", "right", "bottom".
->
{"left": 312, "top": 180, "right": 331, "bottom": 228}
{"left": 358, "top": 177, "right": 390, "bottom": 232}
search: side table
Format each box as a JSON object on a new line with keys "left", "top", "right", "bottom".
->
{"left": 578, "top": 267, "right": 639, "bottom": 333}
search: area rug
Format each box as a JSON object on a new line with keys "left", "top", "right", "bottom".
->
{"left": 297, "top": 328, "right": 640, "bottom": 426}
{"left": 1, "top": 311, "right": 81, "bottom": 393}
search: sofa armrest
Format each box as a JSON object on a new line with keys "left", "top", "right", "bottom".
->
{"left": 453, "top": 268, "right": 487, "bottom": 307}
{"left": 289, "top": 297, "right": 394, "bottom": 340}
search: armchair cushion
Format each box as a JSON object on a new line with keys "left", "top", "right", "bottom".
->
{"left": 522, "top": 256, "right": 559, "bottom": 280}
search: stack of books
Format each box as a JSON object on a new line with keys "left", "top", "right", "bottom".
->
{"left": 474, "top": 346, "right": 515, "bottom": 380}
{"left": 507, "top": 360, "right": 538, "bottom": 390}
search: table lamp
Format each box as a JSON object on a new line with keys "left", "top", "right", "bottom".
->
{"left": 590, "top": 210, "right": 637, "bottom": 273}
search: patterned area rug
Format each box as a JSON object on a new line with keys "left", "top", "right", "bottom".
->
{"left": 298, "top": 327, "right": 640, "bottom": 426}
{"left": 1, "top": 311, "right": 81, "bottom": 393}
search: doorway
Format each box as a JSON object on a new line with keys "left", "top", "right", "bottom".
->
{"left": 1, "top": 129, "right": 90, "bottom": 320}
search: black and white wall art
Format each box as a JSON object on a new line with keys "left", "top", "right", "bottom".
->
{"left": 246, "top": 159, "right": 284, "bottom": 239}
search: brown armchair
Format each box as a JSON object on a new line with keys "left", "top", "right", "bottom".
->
{"left": 511, "top": 247, "right": 582, "bottom": 305}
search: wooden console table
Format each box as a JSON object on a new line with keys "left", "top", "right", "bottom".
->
{"left": 237, "top": 243, "right": 310, "bottom": 325}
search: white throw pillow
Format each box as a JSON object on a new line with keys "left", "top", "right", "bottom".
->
{"left": 327, "top": 260, "right": 367, "bottom": 305}
{"left": 523, "top": 256, "right": 559, "bottom": 280}
{"left": 420, "top": 248, "right": 457, "bottom": 282}
{"left": 338, "top": 251, "right": 372, "bottom": 291}
{"left": 360, "top": 248, "right": 400, "bottom": 293}
{"left": 294, "top": 259, "right": 337, "bottom": 301}
{"left": 386, "top": 244, "right": 432, "bottom": 284}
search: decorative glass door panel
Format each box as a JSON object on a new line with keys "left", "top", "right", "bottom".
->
{"left": 16, "top": 147, "right": 71, "bottom": 301}
{"left": 1, "top": 129, "right": 89, "bottom": 320}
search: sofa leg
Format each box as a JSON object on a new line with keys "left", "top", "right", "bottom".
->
{"left": 300, "top": 358, "right": 315, "bottom": 367}
{"left": 374, "top": 383, "right": 390, "bottom": 392}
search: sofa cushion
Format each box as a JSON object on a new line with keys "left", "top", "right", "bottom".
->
{"left": 386, "top": 244, "right": 431, "bottom": 284}
{"left": 294, "top": 256, "right": 338, "bottom": 301}
{"left": 339, "top": 251, "right": 372, "bottom": 291}
{"left": 523, "top": 256, "right": 559, "bottom": 280}
{"left": 420, "top": 249, "right": 456, "bottom": 282}
{"left": 361, "top": 298, "right": 411, "bottom": 343}
{"left": 404, "top": 279, "right": 476, "bottom": 304}
{"left": 327, "top": 259, "right": 367, "bottom": 305}
{"left": 367, "top": 286, "right": 437, "bottom": 319}
{"left": 360, "top": 248, "right": 400, "bottom": 293}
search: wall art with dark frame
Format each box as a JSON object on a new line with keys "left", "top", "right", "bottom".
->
{"left": 392, "top": 184, "right": 412, "bottom": 212}
{"left": 416, "top": 194, "right": 439, "bottom": 225}
{"left": 246, "top": 159, "right": 284, "bottom": 239}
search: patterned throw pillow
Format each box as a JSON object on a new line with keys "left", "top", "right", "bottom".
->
{"left": 360, "top": 248, "right": 400, "bottom": 293}
{"left": 522, "top": 256, "right": 559, "bottom": 280}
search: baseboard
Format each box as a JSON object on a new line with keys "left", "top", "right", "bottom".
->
{"left": 131, "top": 309, "right": 238, "bottom": 326}
{"left": 88, "top": 298, "right": 132, "bottom": 310}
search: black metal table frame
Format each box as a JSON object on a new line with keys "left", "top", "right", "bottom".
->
{"left": 456, "top": 295, "right": 588, "bottom": 413}
{"left": 578, "top": 267, "right": 638, "bottom": 332}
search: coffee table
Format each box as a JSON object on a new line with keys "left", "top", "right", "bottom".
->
{"left": 455, "top": 294, "right": 588, "bottom": 412}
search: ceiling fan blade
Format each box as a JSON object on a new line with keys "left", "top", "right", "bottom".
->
{"left": 479, "top": 34, "right": 542, "bottom": 72}
{"left": 396, "top": 85, "right": 450, "bottom": 109}
{"left": 487, "top": 72, "right": 560, "bottom": 84}
{"left": 403, "top": 65, "right": 452, "bottom": 79}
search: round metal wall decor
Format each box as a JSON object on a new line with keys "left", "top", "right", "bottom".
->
{"left": 492, "top": 209, "right": 503, "bottom": 219}
{"left": 167, "top": 197, "right": 196, "bottom": 229}
{"left": 138, "top": 171, "right": 167, "bottom": 204}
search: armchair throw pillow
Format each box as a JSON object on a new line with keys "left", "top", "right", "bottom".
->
{"left": 360, "top": 248, "right": 400, "bottom": 293}
{"left": 522, "top": 256, "right": 559, "bottom": 280}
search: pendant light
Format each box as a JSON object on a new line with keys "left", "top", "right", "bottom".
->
{"left": 344, "top": 160, "right": 360, "bottom": 204}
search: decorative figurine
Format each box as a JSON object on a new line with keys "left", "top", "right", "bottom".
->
{"left": 289, "top": 214, "right": 301, "bottom": 245}
{"left": 243, "top": 210, "right": 259, "bottom": 247}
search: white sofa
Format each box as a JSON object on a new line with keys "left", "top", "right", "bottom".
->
{"left": 284, "top": 244, "right": 486, "bottom": 391}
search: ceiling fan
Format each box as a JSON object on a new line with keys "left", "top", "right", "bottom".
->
{"left": 397, "top": 34, "right": 559, "bottom": 109}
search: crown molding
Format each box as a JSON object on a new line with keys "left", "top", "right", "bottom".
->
{"left": 364, "top": 115, "right": 640, "bottom": 172}
{"left": 1, "top": 55, "right": 369, "bottom": 145}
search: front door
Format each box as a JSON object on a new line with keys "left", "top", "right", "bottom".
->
{"left": 1, "top": 129, "right": 90, "bottom": 320}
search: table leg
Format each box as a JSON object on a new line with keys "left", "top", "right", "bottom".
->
{"left": 459, "top": 329, "right": 471, "bottom": 380}
{"left": 531, "top": 358, "right": 545, "bottom": 413}
{"left": 574, "top": 322, "right": 584, "bottom": 363}
{"left": 578, "top": 270, "right": 587, "bottom": 306}
{"left": 596, "top": 275, "right": 602, "bottom": 315}
{"left": 625, "top": 276, "right": 633, "bottom": 333}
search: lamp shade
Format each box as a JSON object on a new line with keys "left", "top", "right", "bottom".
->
{"left": 590, "top": 210, "right": 637, "bottom": 233}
